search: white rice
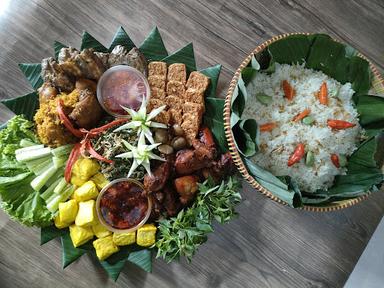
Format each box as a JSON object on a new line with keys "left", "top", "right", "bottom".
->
{"left": 245, "top": 63, "right": 362, "bottom": 193}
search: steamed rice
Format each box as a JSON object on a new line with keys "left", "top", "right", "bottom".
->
{"left": 245, "top": 63, "right": 362, "bottom": 193}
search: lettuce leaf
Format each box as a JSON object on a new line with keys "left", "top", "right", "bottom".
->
{"left": 0, "top": 116, "right": 52, "bottom": 226}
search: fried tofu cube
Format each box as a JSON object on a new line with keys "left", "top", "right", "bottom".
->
{"left": 150, "top": 87, "right": 166, "bottom": 100}
{"left": 184, "top": 88, "right": 205, "bottom": 110}
{"left": 71, "top": 175, "right": 87, "bottom": 187}
{"left": 148, "top": 76, "right": 165, "bottom": 90}
{"left": 166, "top": 81, "right": 185, "bottom": 98}
{"left": 167, "top": 63, "right": 187, "bottom": 83}
{"left": 169, "top": 108, "right": 183, "bottom": 125}
{"left": 71, "top": 158, "right": 100, "bottom": 185}
{"left": 90, "top": 173, "right": 109, "bottom": 190}
{"left": 92, "top": 220, "right": 112, "bottom": 238}
{"left": 165, "top": 95, "right": 182, "bottom": 110}
{"left": 93, "top": 236, "right": 119, "bottom": 261}
{"left": 54, "top": 214, "right": 71, "bottom": 229}
{"left": 148, "top": 61, "right": 167, "bottom": 79}
{"left": 136, "top": 224, "right": 157, "bottom": 247}
{"left": 69, "top": 224, "right": 94, "bottom": 247}
{"left": 113, "top": 231, "right": 136, "bottom": 246}
{"left": 75, "top": 200, "right": 96, "bottom": 227}
{"left": 73, "top": 181, "right": 99, "bottom": 202}
{"left": 186, "top": 71, "right": 210, "bottom": 91}
{"left": 58, "top": 199, "right": 78, "bottom": 225}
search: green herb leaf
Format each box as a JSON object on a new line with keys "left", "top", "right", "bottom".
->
{"left": 161, "top": 43, "right": 196, "bottom": 73}
{"left": 199, "top": 64, "right": 222, "bottom": 98}
{"left": 18, "top": 63, "right": 43, "bottom": 90}
{"left": 139, "top": 27, "right": 168, "bottom": 61}
{"left": 109, "top": 26, "right": 135, "bottom": 52}
{"left": 80, "top": 31, "right": 108, "bottom": 52}
{"left": 255, "top": 92, "right": 273, "bottom": 105}
{"left": 1, "top": 92, "right": 39, "bottom": 121}
{"left": 203, "top": 97, "right": 227, "bottom": 153}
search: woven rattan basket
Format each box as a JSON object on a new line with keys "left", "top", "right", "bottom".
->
{"left": 224, "top": 33, "right": 384, "bottom": 212}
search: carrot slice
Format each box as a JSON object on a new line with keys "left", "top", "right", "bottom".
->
{"left": 318, "top": 82, "right": 328, "bottom": 105}
{"left": 260, "top": 122, "right": 277, "bottom": 132}
{"left": 292, "top": 109, "right": 311, "bottom": 122}
{"left": 282, "top": 80, "right": 295, "bottom": 101}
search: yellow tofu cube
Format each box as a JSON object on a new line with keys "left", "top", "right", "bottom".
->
{"left": 113, "top": 231, "right": 136, "bottom": 246}
{"left": 79, "top": 158, "right": 100, "bottom": 180}
{"left": 54, "top": 214, "right": 70, "bottom": 229}
{"left": 93, "top": 236, "right": 119, "bottom": 261}
{"left": 69, "top": 224, "right": 94, "bottom": 247}
{"left": 75, "top": 200, "right": 96, "bottom": 227}
{"left": 92, "top": 221, "right": 112, "bottom": 238}
{"left": 90, "top": 173, "right": 109, "bottom": 190}
{"left": 136, "top": 224, "right": 157, "bottom": 247}
{"left": 73, "top": 181, "right": 98, "bottom": 202}
{"left": 70, "top": 174, "right": 87, "bottom": 187}
{"left": 58, "top": 200, "right": 78, "bottom": 224}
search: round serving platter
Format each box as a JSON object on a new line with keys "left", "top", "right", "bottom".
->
{"left": 224, "top": 33, "right": 384, "bottom": 212}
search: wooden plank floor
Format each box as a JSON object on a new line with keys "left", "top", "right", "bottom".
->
{"left": 0, "top": 0, "right": 383, "bottom": 287}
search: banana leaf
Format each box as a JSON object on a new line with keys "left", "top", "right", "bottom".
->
{"left": 109, "top": 26, "right": 135, "bottom": 52}
{"left": 203, "top": 97, "right": 227, "bottom": 153}
{"left": 161, "top": 43, "right": 196, "bottom": 73}
{"left": 231, "top": 33, "right": 383, "bottom": 206}
{"left": 81, "top": 31, "right": 108, "bottom": 52}
{"left": 41, "top": 225, "right": 67, "bottom": 245}
{"left": 200, "top": 64, "right": 222, "bottom": 98}
{"left": 54, "top": 41, "right": 67, "bottom": 59}
{"left": 139, "top": 27, "right": 168, "bottom": 61}
{"left": 1, "top": 92, "right": 39, "bottom": 121}
{"left": 61, "top": 233, "right": 90, "bottom": 268}
{"left": 18, "top": 63, "right": 43, "bottom": 90}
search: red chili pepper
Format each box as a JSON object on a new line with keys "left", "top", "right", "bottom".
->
{"left": 86, "top": 118, "right": 128, "bottom": 137}
{"left": 64, "top": 143, "right": 81, "bottom": 182}
{"left": 57, "top": 99, "right": 85, "bottom": 138}
{"left": 287, "top": 143, "right": 305, "bottom": 167}
{"left": 327, "top": 119, "right": 356, "bottom": 130}
{"left": 292, "top": 109, "right": 311, "bottom": 122}
{"left": 331, "top": 154, "right": 340, "bottom": 168}
{"left": 260, "top": 122, "right": 277, "bottom": 132}
{"left": 282, "top": 80, "right": 296, "bottom": 101}
{"left": 85, "top": 140, "right": 114, "bottom": 164}
{"left": 317, "top": 82, "right": 328, "bottom": 106}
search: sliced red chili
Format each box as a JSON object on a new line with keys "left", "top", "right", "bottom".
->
{"left": 85, "top": 140, "right": 114, "bottom": 164}
{"left": 64, "top": 143, "right": 81, "bottom": 183}
{"left": 331, "top": 154, "right": 340, "bottom": 168}
{"left": 57, "top": 99, "right": 85, "bottom": 138}
{"left": 287, "top": 143, "right": 305, "bottom": 167}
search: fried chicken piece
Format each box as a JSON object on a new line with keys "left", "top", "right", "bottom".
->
{"left": 38, "top": 82, "right": 57, "bottom": 104}
{"left": 163, "top": 185, "right": 182, "bottom": 216}
{"left": 75, "top": 48, "right": 106, "bottom": 80}
{"left": 75, "top": 79, "right": 97, "bottom": 93}
{"left": 143, "top": 162, "right": 171, "bottom": 192}
{"left": 58, "top": 47, "right": 82, "bottom": 77}
{"left": 41, "top": 57, "right": 75, "bottom": 92}
{"left": 58, "top": 47, "right": 80, "bottom": 63}
{"left": 174, "top": 175, "right": 199, "bottom": 205}
{"left": 94, "top": 52, "right": 109, "bottom": 68}
{"left": 69, "top": 89, "right": 104, "bottom": 129}
{"left": 108, "top": 46, "right": 147, "bottom": 74}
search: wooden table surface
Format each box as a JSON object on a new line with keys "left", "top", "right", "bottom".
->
{"left": 0, "top": 0, "right": 383, "bottom": 287}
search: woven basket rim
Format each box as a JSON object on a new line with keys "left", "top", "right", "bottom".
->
{"left": 223, "top": 32, "right": 384, "bottom": 212}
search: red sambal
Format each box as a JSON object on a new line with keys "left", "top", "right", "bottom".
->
{"left": 99, "top": 180, "right": 149, "bottom": 230}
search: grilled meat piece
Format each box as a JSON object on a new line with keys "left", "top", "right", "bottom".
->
{"left": 144, "top": 161, "right": 171, "bottom": 192}
{"left": 75, "top": 79, "right": 97, "bottom": 93}
{"left": 174, "top": 175, "right": 199, "bottom": 205}
{"left": 41, "top": 57, "right": 75, "bottom": 92}
{"left": 94, "top": 52, "right": 109, "bottom": 68}
{"left": 58, "top": 47, "right": 80, "bottom": 63}
{"left": 108, "top": 46, "right": 147, "bottom": 74}
{"left": 58, "top": 47, "right": 82, "bottom": 77}
{"left": 37, "top": 82, "right": 57, "bottom": 104}
{"left": 202, "top": 152, "right": 236, "bottom": 183}
{"left": 74, "top": 48, "right": 106, "bottom": 80}
{"left": 68, "top": 89, "right": 104, "bottom": 129}
{"left": 163, "top": 185, "right": 181, "bottom": 216}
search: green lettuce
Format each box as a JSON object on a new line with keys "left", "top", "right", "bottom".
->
{"left": 0, "top": 115, "right": 52, "bottom": 226}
